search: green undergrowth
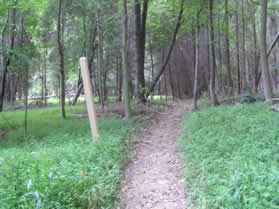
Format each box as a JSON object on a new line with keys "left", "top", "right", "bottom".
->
{"left": 181, "top": 103, "right": 279, "bottom": 209}
{"left": 0, "top": 106, "right": 132, "bottom": 209}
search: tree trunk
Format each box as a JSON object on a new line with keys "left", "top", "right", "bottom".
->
{"left": 44, "top": 48, "right": 48, "bottom": 105}
{"left": 149, "top": 40, "right": 154, "bottom": 95}
{"left": 208, "top": 0, "right": 219, "bottom": 105}
{"left": 252, "top": 14, "right": 259, "bottom": 91}
{"left": 269, "top": 16, "right": 278, "bottom": 86}
{"left": 24, "top": 66, "right": 28, "bottom": 135}
{"left": 235, "top": 0, "right": 241, "bottom": 94}
{"left": 11, "top": 75, "right": 18, "bottom": 105}
{"left": 168, "top": 64, "right": 175, "bottom": 100}
{"left": 241, "top": 0, "right": 248, "bottom": 88}
{"left": 103, "top": 70, "right": 108, "bottom": 102}
{"left": 193, "top": 14, "right": 200, "bottom": 111}
{"left": 116, "top": 57, "right": 123, "bottom": 102}
{"left": 163, "top": 73, "right": 168, "bottom": 100}
{"left": 259, "top": 0, "right": 273, "bottom": 100}
{"left": 224, "top": 0, "right": 233, "bottom": 96}
{"left": 217, "top": 17, "right": 222, "bottom": 86}
{"left": 57, "top": 0, "right": 66, "bottom": 118}
{"left": 40, "top": 62, "right": 44, "bottom": 103}
{"left": 134, "top": 0, "right": 148, "bottom": 103}
{"left": 97, "top": 17, "right": 105, "bottom": 111}
{"left": 0, "top": 5, "right": 17, "bottom": 112}
{"left": 123, "top": 0, "right": 131, "bottom": 119}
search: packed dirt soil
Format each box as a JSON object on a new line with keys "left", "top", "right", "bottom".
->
{"left": 119, "top": 102, "right": 190, "bottom": 209}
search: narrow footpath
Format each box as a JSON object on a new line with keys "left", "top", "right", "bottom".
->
{"left": 120, "top": 102, "right": 190, "bottom": 209}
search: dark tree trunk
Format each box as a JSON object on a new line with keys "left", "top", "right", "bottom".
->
{"left": 24, "top": 66, "right": 28, "bottom": 134}
{"left": 44, "top": 48, "right": 48, "bottom": 105}
{"left": 241, "top": 0, "right": 248, "bottom": 88}
{"left": 148, "top": 40, "right": 155, "bottom": 100}
{"left": 168, "top": 64, "right": 175, "bottom": 99}
{"left": 224, "top": 0, "right": 233, "bottom": 96}
{"left": 116, "top": 56, "right": 123, "bottom": 102}
{"left": 252, "top": 14, "right": 259, "bottom": 91}
{"left": 235, "top": 0, "right": 241, "bottom": 94}
{"left": 122, "top": 0, "right": 131, "bottom": 118}
{"left": 0, "top": 5, "right": 17, "bottom": 112}
{"left": 97, "top": 16, "right": 104, "bottom": 110}
{"left": 193, "top": 13, "right": 200, "bottom": 111}
{"left": 134, "top": 0, "right": 148, "bottom": 103}
{"left": 57, "top": 0, "right": 66, "bottom": 118}
{"left": 163, "top": 73, "right": 168, "bottom": 100}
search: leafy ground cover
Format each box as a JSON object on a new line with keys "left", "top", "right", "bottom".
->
{"left": 0, "top": 106, "right": 131, "bottom": 209}
{"left": 181, "top": 103, "right": 279, "bottom": 209}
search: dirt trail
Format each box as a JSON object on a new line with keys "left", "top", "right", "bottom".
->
{"left": 120, "top": 102, "right": 190, "bottom": 209}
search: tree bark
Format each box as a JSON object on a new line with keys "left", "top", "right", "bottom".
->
{"left": 208, "top": 0, "right": 219, "bottom": 105}
{"left": 224, "top": 0, "right": 233, "bottom": 96}
{"left": 241, "top": 0, "right": 248, "bottom": 88}
{"left": 149, "top": 40, "right": 154, "bottom": 90}
{"left": 235, "top": 0, "right": 241, "bottom": 94}
{"left": 97, "top": 16, "right": 105, "bottom": 111}
{"left": 57, "top": 0, "right": 66, "bottom": 118}
{"left": 259, "top": 0, "right": 273, "bottom": 100}
{"left": 0, "top": 5, "right": 17, "bottom": 112}
{"left": 123, "top": 0, "right": 131, "bottom": 119}
{"left": 193, "top": 14, "right": 200, "bottom": 111}
{"left": 134, "top": 0, "right": 148, "bottom": 103}
{"left": 252, "top": 13, "right": 259, "bottom": 91}
{"left": 116, "top": 56, "right": 123, "bottom": 102}
{"left": 44, "top": 48, "right": 48, "bottom": 105}
{"left": 168, "top": 64, "right": 175, "bottom": 99}
{"left": 24, "top": 65, "right": 28, "bottom": 134}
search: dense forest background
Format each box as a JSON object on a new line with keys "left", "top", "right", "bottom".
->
{"left": 0, "top": 0, "right": 279, "bottom": 116}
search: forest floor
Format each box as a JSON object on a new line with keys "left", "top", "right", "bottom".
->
{"left": 119, "top": 101, "right": 190, "bottom": 209}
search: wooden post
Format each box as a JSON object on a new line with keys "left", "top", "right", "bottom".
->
{"left": 79, "top": 57, "right": 99, "bottom": 141}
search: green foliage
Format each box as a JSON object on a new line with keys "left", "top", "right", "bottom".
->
{"left": 148, "top": 0, "right": 206, "bottom": 49}
{"left": 239, "top": 90, "right": 265, "bottom": 104}
{"left": 0, "top": 106, "right": 132, "bottom": 209}
{"left": 181, "top": 104, "right": 279, "bottom": 209}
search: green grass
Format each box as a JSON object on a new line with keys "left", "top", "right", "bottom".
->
{"left": 15, "top": 98, "right": 86, "bottom": 107}
{"left": 181, "top": 103, "right": 279, "bottom": 209}
{"left": 0, "top": 106, "right": 132, "bottom": 209}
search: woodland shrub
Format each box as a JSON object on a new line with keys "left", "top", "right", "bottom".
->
{"left": 181, "top": 103, "right": 279, "bottom": 209}
{"left": 239, "top": 89, "right": 265, "bottom": 104}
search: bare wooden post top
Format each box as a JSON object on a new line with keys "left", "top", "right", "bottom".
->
{"left": 79, "top": 57, "right": 99, "bottom": 142}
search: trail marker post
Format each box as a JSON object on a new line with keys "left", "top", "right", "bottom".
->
{"left": 79, "top": 57, "right": 99, "bottom": 142}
